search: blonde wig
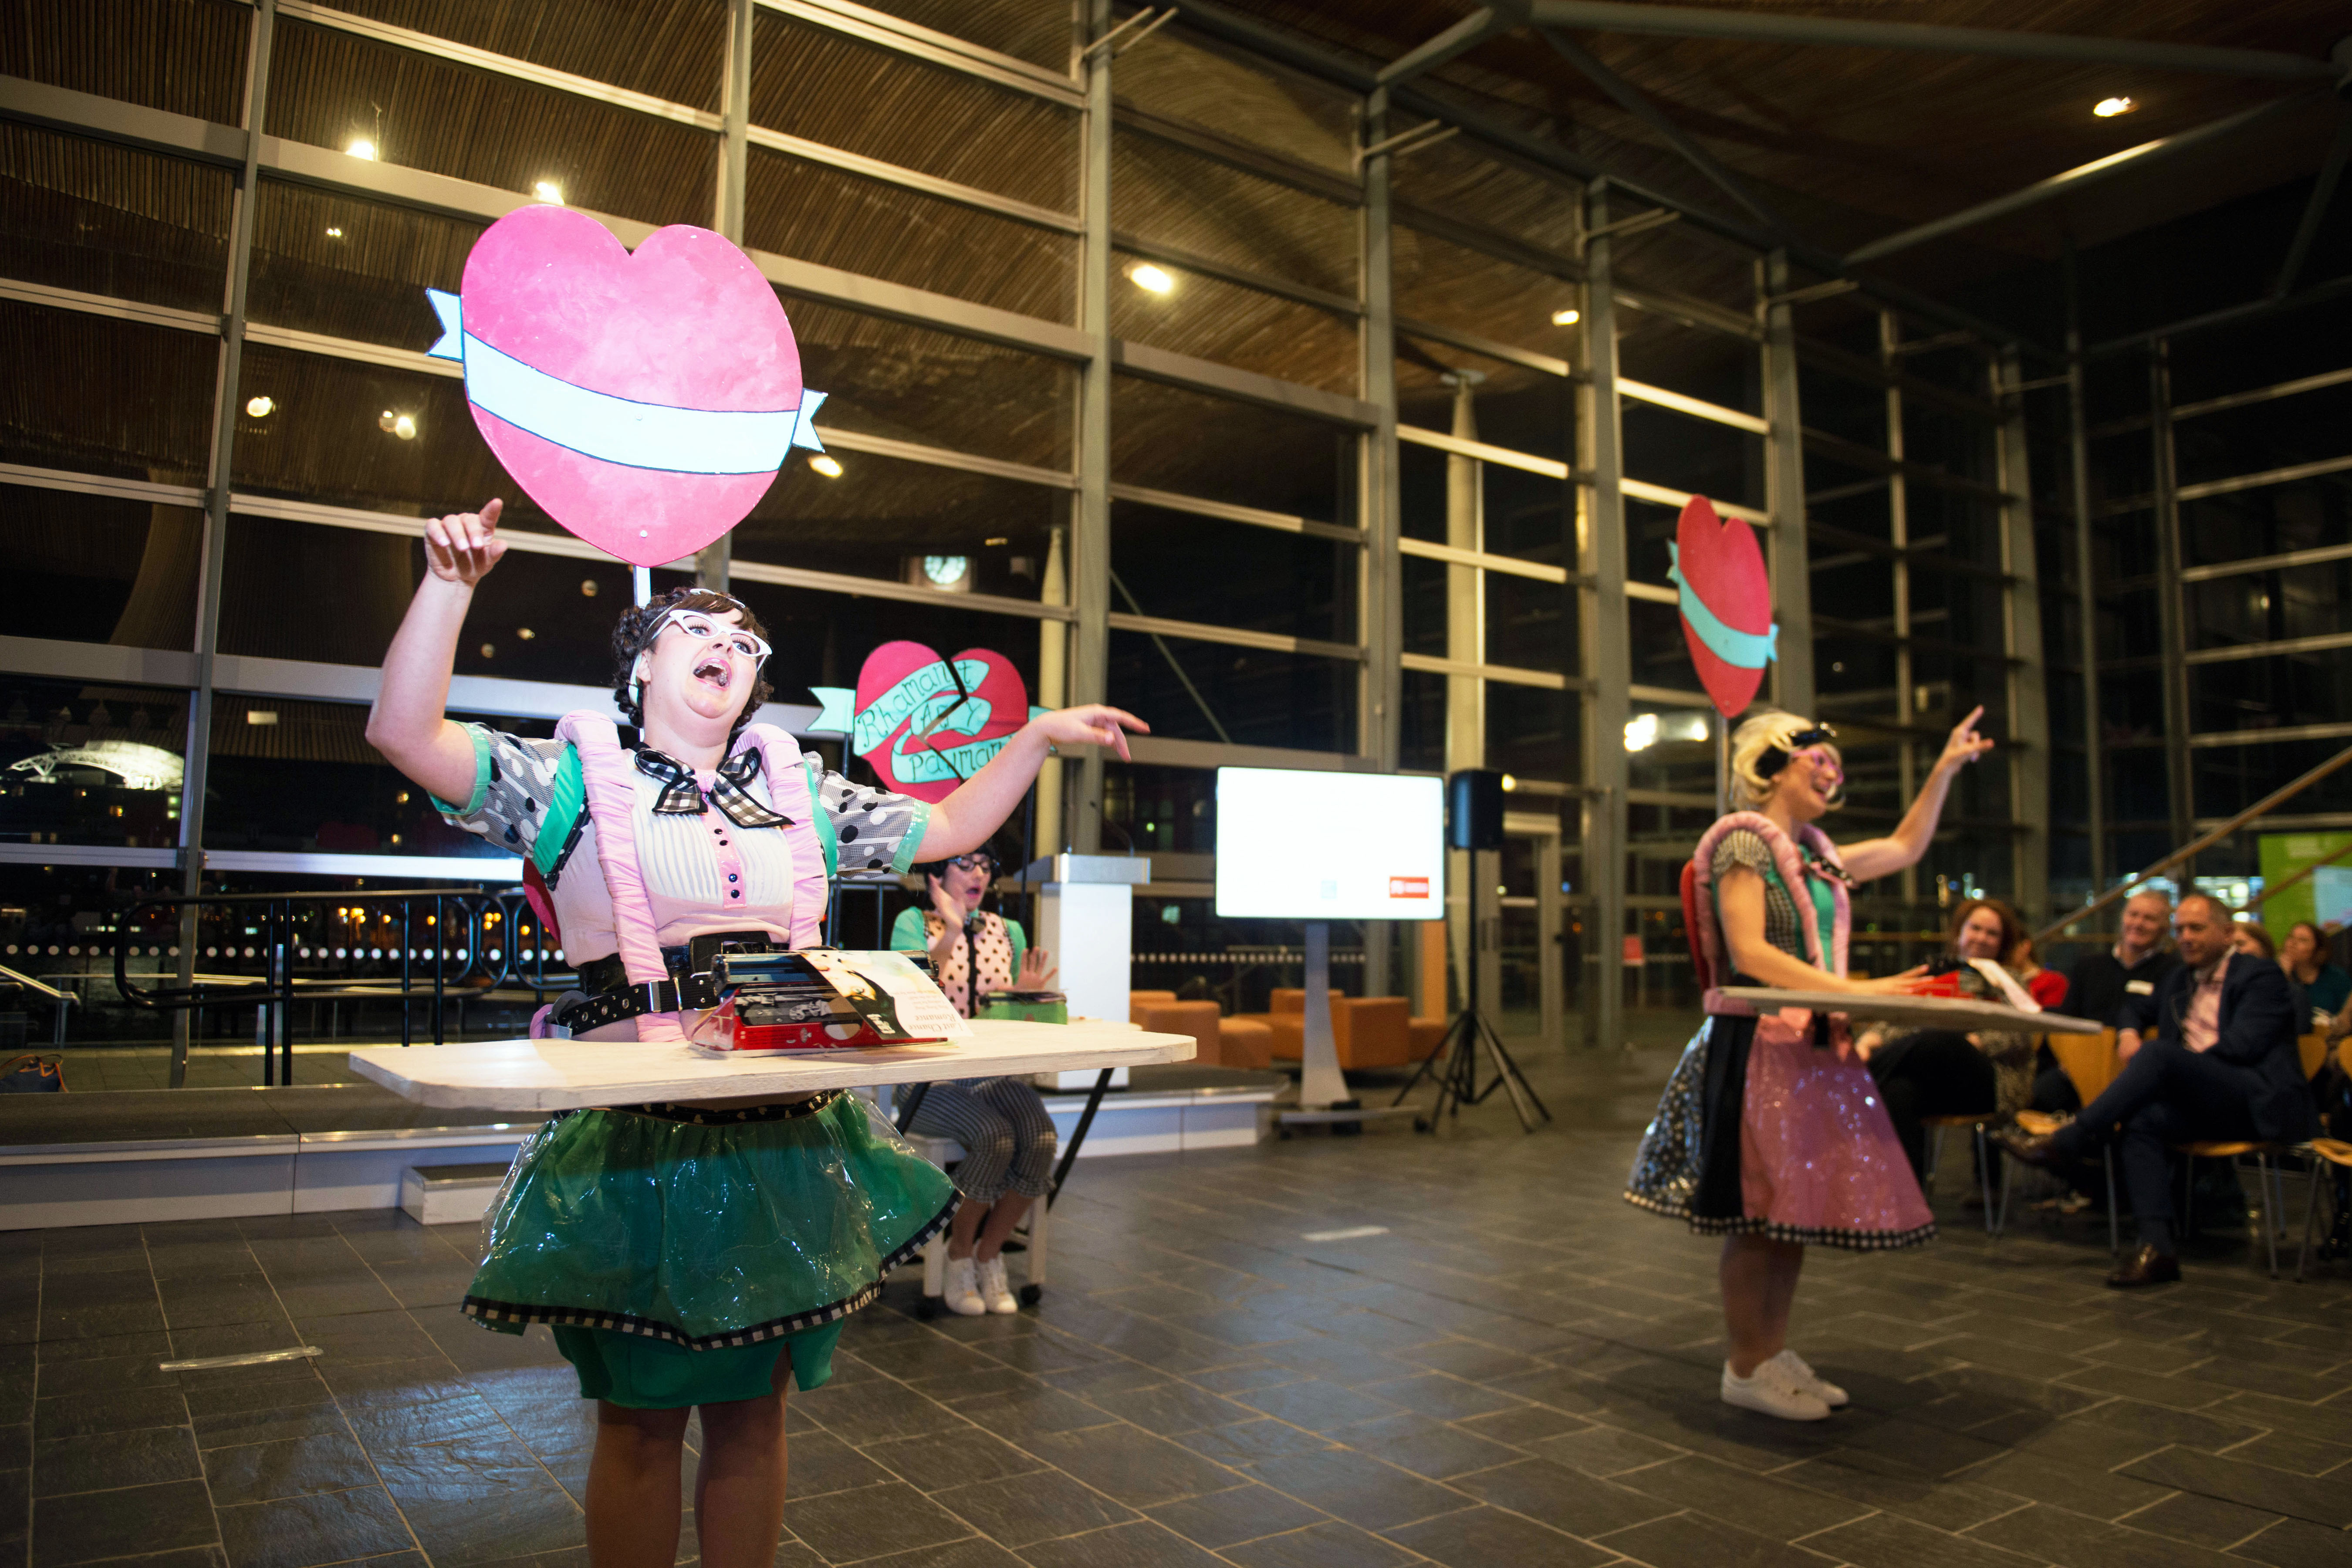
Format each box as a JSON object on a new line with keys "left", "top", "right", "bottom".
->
{"left": 1728, "top": 710, "right": 1844, "bottom": 811}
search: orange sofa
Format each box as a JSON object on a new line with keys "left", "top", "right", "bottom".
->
{"left": 1129, "top": 990, "right": 1226, "bottom": 1068}
{"left": 1233, "top": 989, "right": 1435, "bottom": 1071}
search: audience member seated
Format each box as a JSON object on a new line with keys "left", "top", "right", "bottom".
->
{"left": 2039, "top": 889, "right": 2178, "bottom": 1114}
{"left": 1860, "top": 897, "right": 2039, "bottom": 1181}
{"left": 1998, "top": 893, "right": 2317, "bottom": 1288}
{"left": 2280, "top": 920, "right": 2349, "bottom": 1032}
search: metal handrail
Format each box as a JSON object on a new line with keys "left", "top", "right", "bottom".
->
{"left": 2031, "top": 741, "right": 2352, "bottom": 947}
{"left": 109, "top": 883, "right": 574, "bottom": 1084}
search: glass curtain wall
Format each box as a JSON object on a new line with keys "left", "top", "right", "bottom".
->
{"left": 0, "top": 0, "right": 2051, "bottom": 1059}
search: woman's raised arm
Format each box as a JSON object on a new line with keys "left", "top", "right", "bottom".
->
{"left": 1838, "top": 706, "right": 1995, "bottom": 883}
{"left": 365, "top": 499, "right": 507, "bottom": 806}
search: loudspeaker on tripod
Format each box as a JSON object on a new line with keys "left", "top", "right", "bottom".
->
{"left": 1447, "top": 768, "right": 1504, "bottom": 852}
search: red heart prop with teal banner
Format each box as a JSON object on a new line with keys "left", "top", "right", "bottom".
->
{"left": 848, "top": 642, "right": 1030, "bottom": 804}
{"left": 1669, "top": 495, "right": 1778, "bottom": 720}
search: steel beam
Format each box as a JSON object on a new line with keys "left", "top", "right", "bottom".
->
{"left": 1540, "top": 28, "right": 1792, "bottom": 239}
{"left": 1579, "top": 186, "right": 1629, "bottom": 1055}
{"left": 1360, "top": 87, "right": 1404, "bottom": 782}
{"left": 703, "top": 0, "right": 755, "bottom": 597}
{"left": 1378, "top": 4, "right": 1526, "bottom": 87}
{"left": 1072, "top": 0, "right": 1113, "bottom": 854}
{"left": 1761, "top": 252, "right": 1815, "bottom": 716}
{"left": 1527, "top": 2, "right": 2339, "bottom": 81}
{"left": 2275, "top": 109, "right": 2352, "bottom": 297}
{"left": 1880, "top": 312, "right": 1918, "bottom": 909}
{"left": 1845, "top": 94, "right": 2324, "bottom": 265}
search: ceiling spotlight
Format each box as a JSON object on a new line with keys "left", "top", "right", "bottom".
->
{"left": 533, "top": 179, "right": 563, "bottom": 204}
{"left": 1128, "top": 263, "right": 1175, "bottom": 295}
{"left": 378, "top": 410, "right": 418, "bottom": 440}
{"left": 985, "top": 536, "right": 1009, "bottom": 546}
{"left": 2093, "top": 96, "right": 2136, "bottom": 118}
{"left": 516, "top": 627, "right": 536, "bottom": 640}
{"left": 244, "top": 395, "right": 274, "bottom": 418}
{"left": 580, "top": 579, "right": 600, "bottom": 597}
{"left": 808, "top": 454, "right": 843, "bottom": 478}
{"left": 325, "top": 226, "right": 344, "bottom": 238}
{"left": 1551, "top": 308, "right": 1580, "bottom": 326}
{"left": 345, "top": 137, "right": 378, "bottom": 160}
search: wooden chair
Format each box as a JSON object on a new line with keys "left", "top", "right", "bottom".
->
{"left": 1920, "top": 1113, "right": 2013, "bottom": 1235}
{"left": 2173, "top": 1035, "right": 2328, "bottom": 1279}
{"left": 2294, "top": 1138, "right": 2352, "bottom": 1281}
{"left": 2021, "top": 1029, "right": 2124, "bottom": 1254}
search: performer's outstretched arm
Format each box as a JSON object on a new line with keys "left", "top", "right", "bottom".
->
{"left": 366, "top": 498, "right": 507, "bottom": 807}
{"left": 1838, "top": 706, "right": 1995, "bottom": 882}
{"left": 916, "top": 704, "right": 1149, "bottom": 859}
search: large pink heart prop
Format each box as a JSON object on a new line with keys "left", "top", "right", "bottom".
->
{"left": 427, "top": 206, "right": 818, "bottom": 568}
{"left": 1669, "top": 495, "right": 1778, "bottom": 720}
{"left": 850, "top": 642, "right": 1031, "bottom": 804}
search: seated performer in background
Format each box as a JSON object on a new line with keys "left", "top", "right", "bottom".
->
{"left": 889, "top": 848, "right": 1061, "bottom": 1317}
{"left": 1860, "top": 896, "right": 2040, "bottom": 1181}
{"left": 366, "top": 499, "right": 1144, "bottom": 1568}
{"left": 1626, "top": 708, "right": 1990, "bottom": 1423}
{"left": 1998, "top": 893, "right": 2316, "bottom": 1288}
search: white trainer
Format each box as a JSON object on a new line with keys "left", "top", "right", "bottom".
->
{"left": 1771, "top": 1349, "right": 1848, "bottom": 1408}
{"left": 977, "top": 1254, "right": 1019, "bottom": 1315}
{"left": 942, "top": 1255, "right": 987, "bottom": 1316}
{"left": 1721, "top": 1358, "right": 1830, "bottom": 1422}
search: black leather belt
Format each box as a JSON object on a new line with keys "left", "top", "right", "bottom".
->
{"left": 557, "top": 931, "right": 777, "bottom": 1034}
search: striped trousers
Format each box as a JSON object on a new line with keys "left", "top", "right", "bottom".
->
{"left": 898, "top": 1077, "right": 1058, "bottom": 1204}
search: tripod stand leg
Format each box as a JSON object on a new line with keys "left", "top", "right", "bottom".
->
{"left": 1473, "top": 1012, "right": 1551, "bottom": 1131}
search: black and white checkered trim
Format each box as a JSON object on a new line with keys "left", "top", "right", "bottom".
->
{"left": 460, "top": 1190, "right": 959, "bottom": 1348}
{"left": 1623, "top": 1190, "right": 1937, "bottom": 1252}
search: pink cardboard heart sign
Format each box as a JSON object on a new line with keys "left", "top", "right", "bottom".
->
{"left": 1667, "top": 495, "right": 1778, "bottom": 720}
{"left": 426, "top": 205, "right": 825, "bottom": 568}
{"left": 808, "top": 643, "right": 1034, "bottom": 804}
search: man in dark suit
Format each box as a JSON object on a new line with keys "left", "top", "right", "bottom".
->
{"left": 1999, "top": 893, "right": 2316, "bottom": 1287}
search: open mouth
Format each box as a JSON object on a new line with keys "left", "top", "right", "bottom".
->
{"left": 693, "top": 656, "right": 733, "bottom": 691}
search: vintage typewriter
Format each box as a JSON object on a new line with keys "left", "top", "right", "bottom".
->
{"left": 697, "top": 946, "right": 946, "bottom": 1054}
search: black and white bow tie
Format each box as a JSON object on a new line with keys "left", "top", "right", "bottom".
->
{"left": 634, "top": 746, "right": 791, "bottom": 830}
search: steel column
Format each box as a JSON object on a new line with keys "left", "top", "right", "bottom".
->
{"left": 1761, "top": 252, "right": 1815, "bottom": 716}
{"left": 1359, "top": 86, "right": 1404, "bottom": 999}
{"left": 1070, "top": 0, "right": 1113, "bottom": 853}
{"left": 2150, "top": 341, "right": 2194, "bottom": 867}
{"left": 1579, "top": 185, "right": 1628, "bottom": 1054}
{"left": 2065, "top": 249, "right": 2107, "bottom": 897}
{"left": 174, "top": 0, "right": 276, "bottom": 1087}
{"left": 1881, "top": 311, "right": 1918, "bottom": 909}
{"left": 699, "top": 0, "right": 755, "bottom": 595}
{"left": 1995, "top": 348, "right": 2049, "bottom": 921}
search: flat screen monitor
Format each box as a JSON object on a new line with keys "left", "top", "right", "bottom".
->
{"left": 1214, "top": 767, "right": 1445, "bottom": 921}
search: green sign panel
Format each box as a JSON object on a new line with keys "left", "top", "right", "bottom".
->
{"left": 2256, "top": 830, "right": 2352, "bottom": 932}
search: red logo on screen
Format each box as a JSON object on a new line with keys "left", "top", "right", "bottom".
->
{"left": 1388, "top": 877, "right": 1430, "bottom": 899}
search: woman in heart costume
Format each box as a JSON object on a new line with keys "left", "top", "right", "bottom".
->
{"left": 1625, "top": 707, "right": 1993, "bottom": 1423}
{"left": 366, "top": 499, "right": 1145, "bottom": 1568}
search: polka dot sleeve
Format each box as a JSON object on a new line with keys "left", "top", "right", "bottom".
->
{"left": 435, "top": 724, "right": 564, "bottom": 857}
{"left": 809, "top": 757, "right": 933, "bottom": 879}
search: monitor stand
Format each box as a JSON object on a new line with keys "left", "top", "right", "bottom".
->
{"left": 1277, "top": 921, "right": 1417, "bottom": 1132}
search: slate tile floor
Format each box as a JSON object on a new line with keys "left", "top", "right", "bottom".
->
{"left": 6, "top": 1040, "right": 2351, "bottom": 1568}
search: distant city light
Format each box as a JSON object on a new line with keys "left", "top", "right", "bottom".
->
{"left": 808, "top": 454, "right": 843, "bottom": 477}
{"left": 378, "top": 410, "right": 417, "bottom": 440}
{"left": 1624, "top": 713, "right": 1659, "bottom": 752}
{"left": 1128, "top": 263, "right": 1175, "bottom": 295}
{"left": 325, "top": 226, "right": 344, "bottom": 238}
{"left": 345, "top": 138, "right": 378, "bottom": 160}
{"left": 244, "top": 396, "right": 274, "bottom": 418}
{"left": 1551, "top": 308, "right": 1580, "bottom": 325}
{"left": 534, "top": 180, "right": 563, "bottom": 204}
{"left": 2094, "top": 97, "right": 2136, "bottom": 118}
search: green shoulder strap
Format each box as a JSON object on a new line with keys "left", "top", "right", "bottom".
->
{"left": 533, "top": 743, "right": 585, "bottom": 879}
{"left": 804, "top": 759, "right": 839, "bottom": 880}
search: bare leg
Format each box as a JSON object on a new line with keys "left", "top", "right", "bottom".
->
{"left": 944, "top": 1197, "right": 987, "bottom": 1261}
{"left": 972, "top": 1193, "right": 1035, "bottom": 1263}
{"left": 1720, "top": 1234, "right": 1805, "bottom": 1376}
{"left": 693, "top": 1387, "right": 790, "bottom": 1568}
{"left": 586, "top": 1402, "right": 691, "bottom": 1568}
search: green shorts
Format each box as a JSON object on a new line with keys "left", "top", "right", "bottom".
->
{"left": 552, "top": 1320, "right": 846, "bottom": 1409}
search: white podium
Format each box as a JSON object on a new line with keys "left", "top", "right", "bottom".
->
{"left": 1025, "top": 852, "right": 1149, "bottom": 1089}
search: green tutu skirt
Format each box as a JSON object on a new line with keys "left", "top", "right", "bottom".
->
{"left": 463, "top": 1091, "right": 957, "bottom": 1355}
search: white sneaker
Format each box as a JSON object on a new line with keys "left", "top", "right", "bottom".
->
{"left": 1771, "top": 1349, "right": 1848, "bottom": 1408}
{"left": 942, "top": 1255, "right": 987, "bottom": 1316}
{"left": 977, "top": 1254, "right": 1019, "bottom": 1315}
{"left": 1721, "top": 1358, "right": 1830, "bottom": 1422}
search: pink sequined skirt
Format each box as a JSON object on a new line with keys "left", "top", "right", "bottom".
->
{"left": 1736, "top": 1010, "right": 1935, "bottom": 1248}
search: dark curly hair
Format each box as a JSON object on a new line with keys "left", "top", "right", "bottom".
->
{"left": 611, "top": 586, "right": 774, "bottom": 737}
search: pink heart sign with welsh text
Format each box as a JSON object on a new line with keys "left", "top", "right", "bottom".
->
{"left": 426, "top": 205, "right": 826, "bottom": 568}
{"left": 826, "top": 642, "right": 1032, "bottom": 804}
